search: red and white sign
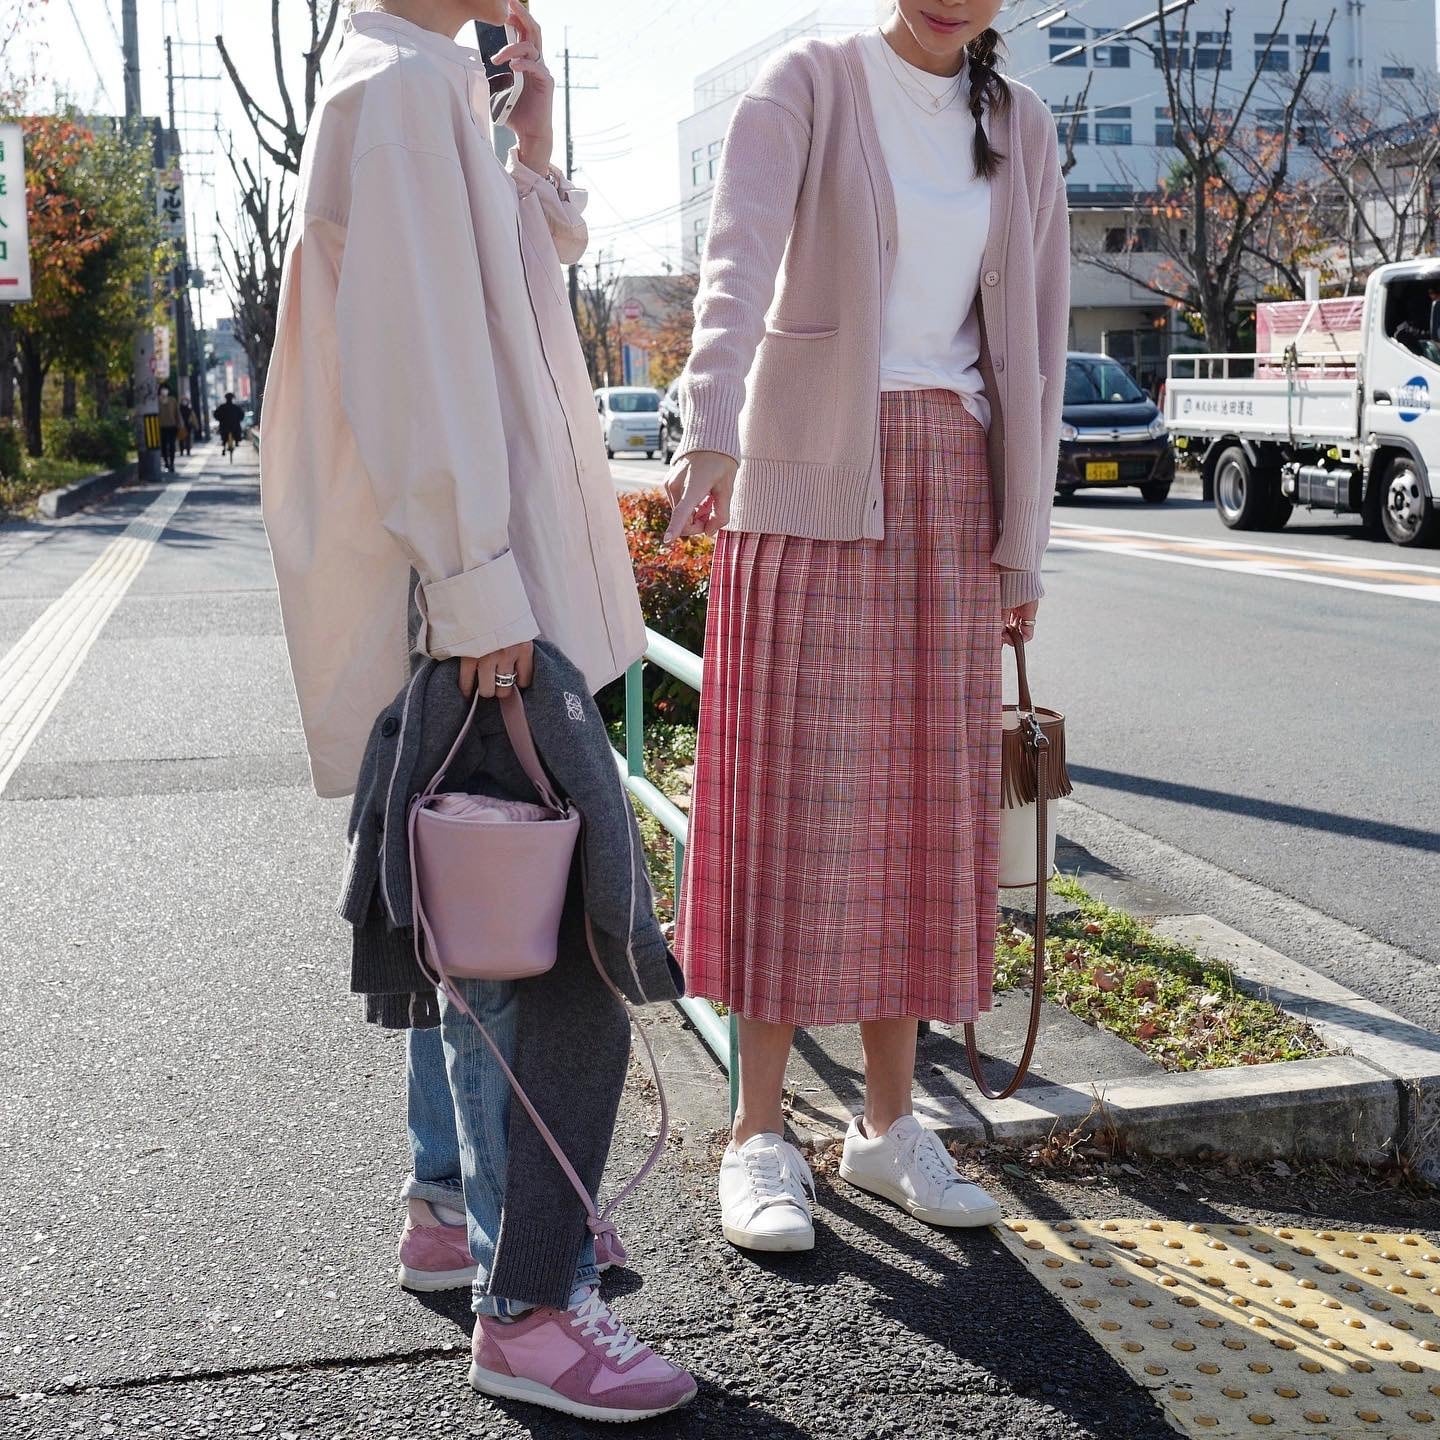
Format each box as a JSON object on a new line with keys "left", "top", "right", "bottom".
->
{"left": 0, "top": 123, "right": 32, "bottom": 302}
{"left": 622, "top": 300, "right": 643, "bottom": 322}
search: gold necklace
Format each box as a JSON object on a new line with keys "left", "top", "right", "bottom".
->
{"left": 877, "top": 32, "right": 966, "bottom": 117}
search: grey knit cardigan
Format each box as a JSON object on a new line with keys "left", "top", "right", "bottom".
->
{"left": 339, "top": 641, "right": 683, "bottom": 1307}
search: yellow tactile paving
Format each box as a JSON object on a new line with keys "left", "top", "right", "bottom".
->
{"left": 996, "top": 1220, "right": 1440, "bottom": 1439}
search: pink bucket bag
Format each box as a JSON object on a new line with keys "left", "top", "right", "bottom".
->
{"left": 406, "top": 682, "right": 667, "bottom": 1266}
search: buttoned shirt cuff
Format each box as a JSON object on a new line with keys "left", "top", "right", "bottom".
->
{"left": 419, "top": 551, "right": 538, "bottom": 659}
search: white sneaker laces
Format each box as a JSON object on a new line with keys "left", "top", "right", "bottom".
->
{"left": 908, "top": 1127, "right": 963, "bottom": 1195}
{"left": 742, "top": 1141, "right": 814, "bottom": 1215}
{"left": 569, "top": 1292, "right": 645, "bottom": 1366}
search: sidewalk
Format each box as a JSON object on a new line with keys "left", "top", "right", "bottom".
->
{"left": 1, "top": 450, "right": 1436, "bottom": 1440}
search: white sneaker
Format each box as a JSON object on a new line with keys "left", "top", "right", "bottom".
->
{"left": 839, "top": 1115, "right": 1002, "bottom": 1228}
{"left": 718, "top": 1133, "right": 816, "bottom": 1252}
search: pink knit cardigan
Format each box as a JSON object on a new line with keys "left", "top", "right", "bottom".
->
{"left": 678, "top": 33, "right": 1071, "bottom": 606}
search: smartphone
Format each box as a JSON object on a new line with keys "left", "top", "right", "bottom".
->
{"left": 476, "top": 19, "right": 525, "bottom": 128}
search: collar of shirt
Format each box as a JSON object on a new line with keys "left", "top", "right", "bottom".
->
{"left": 347, "top": 11, "right": 494, "bottom": 130}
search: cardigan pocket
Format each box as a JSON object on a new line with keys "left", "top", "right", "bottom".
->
{"left": 747, "top": 328, "right": 841, "bottom": 460}
{"left": 765, "top": 322, "right": 841, "bottom": 340}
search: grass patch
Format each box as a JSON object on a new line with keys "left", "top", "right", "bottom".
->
{"left": 996, "top": 876, "right": 1327, "bottom": 1072}
{"left": 0, "top": 455, "right": 128, "bottom": 516}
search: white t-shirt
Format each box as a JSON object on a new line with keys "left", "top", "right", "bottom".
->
{"left": 858, "top": 28, "right": 992, "bottom": 426}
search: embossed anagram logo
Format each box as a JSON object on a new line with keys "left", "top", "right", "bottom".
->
{"left": 564, "top": 692, "right": 585, "bottom": 722}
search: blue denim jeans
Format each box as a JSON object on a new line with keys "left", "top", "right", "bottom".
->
{"left": 402, "top": 980, "right": 597, "bottom": 1317}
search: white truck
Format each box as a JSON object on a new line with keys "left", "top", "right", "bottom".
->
{"left": 1165, "top": 259, "right": 1440, "bottom": 547}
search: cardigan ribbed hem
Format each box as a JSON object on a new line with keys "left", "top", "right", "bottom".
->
{"left": 999, "top": 567, "right": 1045, "bottom": 609}
{"left": 728, "top": 457, "right": 878, "bottom": 540}
{"left": 678, "top": 379, "right": 745, "bottom": 462}
{"left": 992, "top": 495, "right": 1050, "bottom": 574}
{"left": 487, "top": 1212, "right": 588, "bottom": 1312}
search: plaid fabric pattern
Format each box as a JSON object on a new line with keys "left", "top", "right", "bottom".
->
{"left": 676, "top": 389, "right": 1003, "bottom": 1026}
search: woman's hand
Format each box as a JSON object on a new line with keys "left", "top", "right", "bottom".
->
{"left": 665, "top": 451, "right": 738, "bottom": 541}
{"left": 459, "top": 641, "right": 535, "bottom": 699}
{"left": 493, "top": 0, "right": 555, "bottom": 174}
{"left": 1003, "top": 600, "right": 1039, "bottom": 646}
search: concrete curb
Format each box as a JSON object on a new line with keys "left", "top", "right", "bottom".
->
{"left": 38, "top": 461, "right": 138, "bottom": 519}
{"left": 932, "top": 840, "right": 1440, "bottom": 1183}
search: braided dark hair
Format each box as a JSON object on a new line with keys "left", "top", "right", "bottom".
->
{"left": 966, "top": 26, "right": 1011, "bottom": 179}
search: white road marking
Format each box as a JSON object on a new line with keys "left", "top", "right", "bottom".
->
{"left": 1053, "top": 520, "right": 1440, "bottom": 575}
{"left": 1050, "top": 523, "right": 1440, "bottom": 603}
{"left": 0, "top": 482, "right": 192, "bottom": 796}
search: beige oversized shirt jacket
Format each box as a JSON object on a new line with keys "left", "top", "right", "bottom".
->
{"left": 262, "top": 13, "right": 644, "bottom": 798}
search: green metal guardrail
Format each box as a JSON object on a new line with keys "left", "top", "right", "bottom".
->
{"left": 614, "top": 629, "right": 739, "bottom": 1116}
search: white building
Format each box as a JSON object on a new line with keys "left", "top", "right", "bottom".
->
{"left": 677, "top": 1, "right": 1436, "bottom": 383}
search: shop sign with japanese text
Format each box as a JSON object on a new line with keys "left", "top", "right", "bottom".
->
{"left": 0, "top": 124, "right": 32, "bottom": 302}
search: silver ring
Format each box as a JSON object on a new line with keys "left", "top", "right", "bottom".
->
{"left": 495, "top": 671, "right": 518, "bottom": 689}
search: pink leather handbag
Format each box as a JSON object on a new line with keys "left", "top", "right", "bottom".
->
{"left": 405, "top": 682, "right": 666, "bottom": 1267}
{"left": 408, "top": 682, "right": 580, "bottom": 982}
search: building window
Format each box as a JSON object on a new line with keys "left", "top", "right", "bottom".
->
{"left": 1095, "top": 105, "right": 1133, "bottom": 146}
{"left": 690, "top": 146, "right": 705, "bottom": 187}
{"left": 1255, "top": 32, "right": 1290, "bottom": 70}
{"left": 1255, "top": 107, "right": 1286, "bottom": 140}
{"left": 1066, "top": 183, "right": 1092, "bottom": 197}
{"left": 1296, "top": 33, "right": 1330, "bottom": 73}
{"left": 1382, "top": 65, "right": 1416, "bottom": 80}
{"left": 1052, "top": 102, "right": 1088, "bottom": 145}
{"left": 1095, "top": 183, "right": 1131, "bottom": 194}
{"left": 1152, "top": 30, "right": 1189, "bottom": 68}
{"left": 1050, "top": 25, "right": 1087, "bottom": 66}
{"left": 1092, "top": 28, "right": 1131, "bottom": 67}
{"left": 1155, "top": 107, "right": 1174, "bottom": 146}
{"left": 692, "top": 217, "right": 707, "bottom": 257}
{"left": 1105, "top": 226, "right": 1158, "bottom": 253}
{"left": 1194, "top": 31, "right": 1233, "bottom": 69}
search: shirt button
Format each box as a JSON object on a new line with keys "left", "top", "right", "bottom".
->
{"left": 381, "top": 716, "right": 400, "bottom": 738}
{"left": 995, "top": 356, "right": 1007, "bottom": 373}
{"left": 984, "top": 270, "right": 1001, "bottom": 287}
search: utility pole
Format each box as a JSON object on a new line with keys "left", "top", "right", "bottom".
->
{"left": 123, "top": 0, "right": 162, "bottom": 483}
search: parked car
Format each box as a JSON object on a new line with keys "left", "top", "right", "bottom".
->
{"left": 1057, "top": 352, "right": 1174, "bottom": 503}
{"left": 659, "top": 380, "right": 683, "bottom": 464}
{"left": 595, "top": 386, "right": 662, "bottom": 459}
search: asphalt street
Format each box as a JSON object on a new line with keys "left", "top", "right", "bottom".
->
{"left": 2, "top": 448, "right": 1437, "bottom": 1439}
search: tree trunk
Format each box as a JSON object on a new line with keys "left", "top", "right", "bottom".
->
{"left": 62, "top": 374, "right": 78, "bottom": 419}
{"left": 18, "top": 340, "right": 46, "bottom": 457}
{"left": 0, "top": 317, "right": 14, "bottom": 421}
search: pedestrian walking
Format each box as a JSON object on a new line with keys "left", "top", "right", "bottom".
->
{"left": 178, "top": 397, "right": 195, "bottom": 456}
{"left": 156, "top": 383, "right": 180, "bottom": 473}
{"left": 260, "top": 0, "right": 696, "bottom": 1423}
{"left": 666, "top": 0, "right": 1069, "bottom": 1251}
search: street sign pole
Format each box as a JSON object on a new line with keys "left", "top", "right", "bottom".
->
{"left": 124, "top": 0, "right": 162, "bottom": 484}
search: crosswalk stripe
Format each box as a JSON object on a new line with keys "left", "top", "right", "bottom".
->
{"left": 0, "top": 482, "right": 191, "bottom": 796}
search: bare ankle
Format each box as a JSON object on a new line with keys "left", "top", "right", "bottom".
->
{"left": 732, "top": 1113, "right": 785, "bottom": 1147}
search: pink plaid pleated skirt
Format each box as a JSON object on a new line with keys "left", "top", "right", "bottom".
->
{"left": 676, "top": 389, "right": 1003, "bottom": 1027}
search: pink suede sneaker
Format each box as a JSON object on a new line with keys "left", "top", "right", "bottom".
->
{"left": 470, "top": 1289, "right": 697, "bottom": 1422}
{"left": 397, "top": 1203, "right": 478, "bottom": 1291}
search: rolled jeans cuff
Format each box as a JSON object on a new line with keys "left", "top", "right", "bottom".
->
{"left": 400, "top": 1175, "right": 464, "bottom": 1209}
{"left": 473, "top": 1260, "right": 601, "bottom": 1319}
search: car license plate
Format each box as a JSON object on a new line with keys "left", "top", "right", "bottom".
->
{"left": 628, "top": 435, "right": 647, "bottom": 447}
{"left": 1086, "top": 462, "right": 1120, "bottom": 482}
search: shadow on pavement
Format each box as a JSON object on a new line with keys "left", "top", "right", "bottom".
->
{"left": 1071, "top": 764, "right": 1440, "bottom": 854}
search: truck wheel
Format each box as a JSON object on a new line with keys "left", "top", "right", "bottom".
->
{"left": 1213, "top": 445, "right": 1268, "bottom": 529}
{"left": 1380, "top": 456, "right": 1440, "bottom": 547}
{"left": 1140, "top": 481, "right": 1171, "bottom": 504}
{"left": 1259, "top": 489, "right": 1293, "bottom": 531}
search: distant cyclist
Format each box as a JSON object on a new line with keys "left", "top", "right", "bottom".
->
{"left": 214, "top": 393, "right": 245, "bottom": 460}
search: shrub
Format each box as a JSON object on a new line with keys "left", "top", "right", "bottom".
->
{"left": 42, "top": 416, "right": 132, "bottom": 470}
{"left": 598, "top": 490, "right": 713, "bottom": 728}
{"left": 0, "top": 423, "right": 21, "bottom": 484}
